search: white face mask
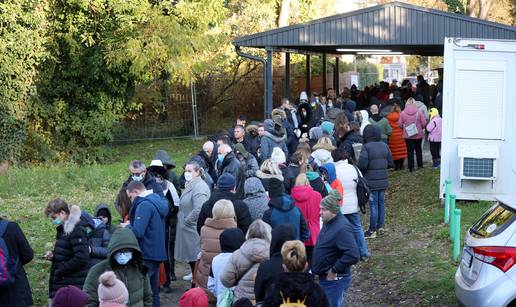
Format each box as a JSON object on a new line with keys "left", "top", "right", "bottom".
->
{"left": 328, "top": 103, "right": 333, "bottom": 108}
{"left": 114, "top": 251, "right": 132, "bottom": 265}
{"left": 184, "top": 171, "right": 193, "bottom": 182}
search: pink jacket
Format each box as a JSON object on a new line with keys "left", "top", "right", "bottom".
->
{"left": 398, "top": 104, "right": 427, "bottom": 139}
{"left": 290, "top": 185, "right": 322, "bottom": 246}
{"left": 426, "top": 115, "right": 442, "bottom": 142}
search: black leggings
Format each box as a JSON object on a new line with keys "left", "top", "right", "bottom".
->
{"left": 394, "top": 159, "right": 405, "bottom": 170}
{"left": 405, "top": 138, "right": 423, "bottom": 170}
{"left": 429, "top": 141, "right": 441, "bottom": 163}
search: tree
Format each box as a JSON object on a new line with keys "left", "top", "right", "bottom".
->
{"left": 466, "top": 0, "right": 492, "bottom": 19}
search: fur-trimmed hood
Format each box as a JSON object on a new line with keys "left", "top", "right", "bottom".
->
{"left": 256, "top": 170, "right": 284, "bottom": 182}
{"left": 64, "top": 205, "right": 82, "bottom": 235}
{"left": 246, "top": 124, "right": 259, "bottom": 136}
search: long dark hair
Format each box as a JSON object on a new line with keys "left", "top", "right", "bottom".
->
{"left": 334, "top": 112, "right": 350, "bottom": 138}
{"left": 115, "top": 188, "right": 132, "bottom": 220}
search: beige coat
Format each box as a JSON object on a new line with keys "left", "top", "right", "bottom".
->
{"left": 196, "top": 217, "right": 237, "bottom": 288}
{"left": 220, "top": 238, "right": 270, "bottom": 302}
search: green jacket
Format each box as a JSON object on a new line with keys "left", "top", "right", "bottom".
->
{"left": 83, "top": 228, "right": 152, "bottom": 307}
{"left": 369, "top": 117, "right": 392, "bottom": 141}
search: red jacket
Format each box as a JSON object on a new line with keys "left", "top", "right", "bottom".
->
{"left": 290, "top": 185, "right": 322, "bottom": 246}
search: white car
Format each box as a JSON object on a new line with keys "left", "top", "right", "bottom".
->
{"left": 455, "top": 195, "right": 516, "bottom": 307}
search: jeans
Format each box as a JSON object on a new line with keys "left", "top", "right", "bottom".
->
{"left": 369, "top": 190, "right": 385, "bottom": 232}
{"left": 145, "top": 260, "right": 161, "bottom": 307}
{"left": 405, "top": 138, "right": 423, "bottom": 170}
{"left": 319, "top": 273, "right": 352, "bottom": 307}
{"left": 345, "top": 213, "right": 368, "bottom": 258}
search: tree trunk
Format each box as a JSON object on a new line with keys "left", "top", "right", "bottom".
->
{"left": 277, "top": 0, "right": 291, "bottom": 28}
{"left": 466, "top": 0, "right": 478, "bottom": 16}
{"left": 479, "top": 0, "right": 492, "bottom": 19}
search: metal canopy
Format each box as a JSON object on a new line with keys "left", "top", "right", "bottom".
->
{"left": 233, "top": 1, "right": 516, "bottom": 56}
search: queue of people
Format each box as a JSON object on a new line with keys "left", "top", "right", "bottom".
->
{"left": 0, "top": 76, "right": 442, "bottom": 307}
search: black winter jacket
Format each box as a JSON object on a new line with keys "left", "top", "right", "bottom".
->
{"left": 0, "top": 219, "right": 34, "bottom": 307}
{"left": 311, "top": 214, "right": 359, "bottom": 276}
{"left": 254, "top": 224, "right": 296, "bottom": 303}
{"left": 337, "top": 130, "right": 363, "bottom": 164}
{"left": 263, "top": 272, "right": 329, "bottom": 307}
{"left": 49, "top": 205, "right": 90, "bottom": 298}
{"left": 88, "top": 224, "right": 110, "bottom": 267}
{"left": 218, "top": 152, "right": 245, "bottom": 198}
{"left": 357, "top": 125, "right": 394, "bottom": 191}
{"left": 196, "top": 190, "right": 252, "bottom": 235}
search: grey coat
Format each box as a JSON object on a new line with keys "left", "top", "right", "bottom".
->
{"left": 243, "top": 177, "right": 269, "bottom": 221}
{"left": 260, "top": 119, "right": 288, "bottom": 160}
{"left": 175, "top": 176, "right": 210, "bottom": 261}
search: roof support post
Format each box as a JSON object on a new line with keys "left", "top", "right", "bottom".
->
{"left": 265, "top": 47, "right": 273, "bottom": 119}
{"left": 322, "top": 54, "right": 327, "bottom": 95}
{"left": 284, "top": 52, "right": 291, "bottom": 100}
{"left": 306, "top": 55, "right": 311, "bottom": 96}
{"left": 334, "top": 57, "right": 340, "bottom": 95}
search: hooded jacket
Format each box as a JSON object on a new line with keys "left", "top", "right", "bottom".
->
{"left": 426, "top": 114, "right": 442, "bottom": 142}
{"left": 49, "top": 205, "right": 90, "bottom": 299}
{"left": 81, "top": 211, "right": 110, "bottom": 267}
{"left": 369, "top": 114, "right": 392, "bottom": 141}
{"left": 262, "top": 194, "right": 309, "bottom": 242}
{"left": 83, "top": 228, "right": 152, "bottom": 307}
{"left": 243, "top": 177, "right": 269, "bottom": 221}
{"left": 319, "top": 163, "right": 344, "bottom": 205}
{"left": 337, "top": 129, "right": 363, "bottom": 164}
{"left": 220, "top": 238, "right": 270, "bottom": 301}
{"left": 262, "top": 272, "right": 329, "bottom": 307}
{"left": 306, "top": 171, "right": 328, "bottom": 198}
{"left": 122, "top": 173, "right": 164, "bottom": 197}
{"left": 386, "top": 111, "right": 408, "bottom": 161}
{"left": 127, "top": 192, "right": 169, "bottom": 261}
{"left": 260, "top": 119, "right": 288, "bottom": 160}
{"left": 290, "top": 185, "right": 322, "bottom": 246}
{"left": 357, "top": 125, "right": 394, "bottom": 191}
{"left": 196, "top": 189, "right": 252, "bottom": 235}
{"left": 398, "top": 104, "right": 427, "bottom": 139}
{"left": 218, "top": 152, "right": 245, "bottom": 198}
{"left": 359, "top": 110, "right": 370, "bottom": 135}
{"left": 297, "top": 102, "right": 313, "bottom": 135}
{"left": 254, "top": 225, "right": 296, "bottom": 303}
{"left": 333, "top": 160, "right": 359, "bottom": 214}
{"left": 311, "top": 148, "right": 334, "bottom": 167}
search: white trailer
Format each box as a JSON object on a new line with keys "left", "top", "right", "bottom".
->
{"left": 440, "top": 38, "right": 516, "bottom": 201}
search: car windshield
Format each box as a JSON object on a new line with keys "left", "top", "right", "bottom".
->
{"left": 470, "top": 202, "right": 516, "bottom": 238}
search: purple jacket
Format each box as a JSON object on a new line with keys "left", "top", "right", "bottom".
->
{"left": 426, "top": 116, "right": 442, "bottom": 142}
{"left": 398, "top": 104, "right": 427, "bottom": 140}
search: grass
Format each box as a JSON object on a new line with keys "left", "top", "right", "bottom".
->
{"left": 0, "top": 138, "right": 202, "bottom": 306}
{"left": 0, "top": 139, "right": 494, "bottom": 306}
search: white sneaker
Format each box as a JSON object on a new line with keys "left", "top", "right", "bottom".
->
{"left": 182, "top": 273, "right": 192, "bottom": 281}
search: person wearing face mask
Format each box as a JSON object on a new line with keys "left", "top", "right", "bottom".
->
{"left": 122, "top": 181, "right": 168, "bottom": 307}
{"left": 217, "top": 144, "right": 245, "bottom": 198}
{"left": 83, "top": 228, "right": 152, "bottom": 307}
{"left": 121, "top": 160, "right": 164, "bottom": 197}
{"left": 44, "top": 198, "right": 90, "bottom": 303}
{"left": 80, "top": 211, "right": 111, "bottom": 268}
{"left": 148, "top": 159, "right": 180, "bottom": 289}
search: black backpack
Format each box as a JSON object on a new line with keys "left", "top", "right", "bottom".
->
{"left": 352, "top": 165, "right": 370, "bottom": 214}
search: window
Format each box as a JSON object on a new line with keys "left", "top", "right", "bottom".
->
{"left": 470, "top": 202, "right": 516, "bottom": 238}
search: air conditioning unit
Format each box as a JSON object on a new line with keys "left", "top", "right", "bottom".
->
{"left": 458, "top": 143, "right": 498, "bottom": 181}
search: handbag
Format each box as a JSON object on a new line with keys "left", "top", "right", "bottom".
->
{"left": 352, "top": 165, "right": 370, "bottom": 214}
{"left": 404, "top": 123, "right": 418, "bottom": 137}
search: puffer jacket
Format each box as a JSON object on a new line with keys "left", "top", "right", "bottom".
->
{"left": 83, "top": 228, "right": 152, "bottom": 307}
{"left": 196, "top": 217, "right": 237, "bottom": 289}
{"left": 218, "top": 152, "right": 246, "bottom": 198}
{"left": 262, "top": 272, "right": 329, "bottom": 307}
{"left": 333, "top": 160, "right": 359, "bottom": 214}
{"left": 49, "top": 205, "right": 90, "bottom": 298}
{"left": 369, "top": 114, "right": 392, "bottom": 142}
{"left": 262, "top": 194, "right": 310, "bottom": 242}
{"left": 243, "top": 177, "right": 269, "bottom": 221}
{"left": 80, "top": 211, "right": 110, "bottom": 267}
{"left": 386, "top": 112, "right": 408, "bottom": 161}
{"left": 220, "top": 238, "right": 270, "bottom": 302}
{"left": 260, "top": 119, "right": 288, "bottom": 160}
{"left": 426, "top": 115, "right": 442, "bottom": 142}
{"left": 398, "top": 104, "right": 427, "bottom": 139}
{"left": 290, "top": 185, "right": 321, "bottom": 246}
{"left": 357, "top": 125, "right": 394, "bottom": 191}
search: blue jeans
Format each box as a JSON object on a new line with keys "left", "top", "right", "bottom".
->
{"left": 145, "top": 260, "right": 161, "bottom": 307}
{"left": 369, "top": 190, "right": 385, "bottom": 232}
{"left": 345, "top": 213, "right": 369, "bottom": 258}
{"left": 319, "top": 273, "right": 352, "bottom": 307}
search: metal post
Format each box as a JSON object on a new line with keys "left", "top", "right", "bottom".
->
{"left": 322, "top": 54, "right": 327, "bottom": 94}
{"left": 265, "top": 48, "right": 273, "bottom": 119}
{"left": 190, "top": 83, "right": 199, "bottom": 138}
{"left": 453, "top": 209, "right": 462, "bottom": 261}
{"left": 450, "top": 194, "right": 457, "bottom": 241}
{"left": 306, "top": 55, "right": 311, "bottom": 96}
{"left": 334, "top": 57, "right": 340, "bottom": 95}
{"left": 284, "top": 52, "right": 291, "bottom": 100}
{"left": 444, "top": 179, "right": 452, "bottom": 224}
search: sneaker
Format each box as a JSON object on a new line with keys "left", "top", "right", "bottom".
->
{"left": 378, "top": 227, "right": 385, "bottom": 235}
{"left": 182, "top": 273, "right": 192, "bottom": 281}
{"left": 360, "top": 254, "right": 371, "bottom": 262}
{"left": 364, "top": 230, "right": 376, "bottom": 239}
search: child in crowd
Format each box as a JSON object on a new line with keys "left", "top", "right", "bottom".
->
{"left": 426, "top": 107, "right": 442, "bottom": 168}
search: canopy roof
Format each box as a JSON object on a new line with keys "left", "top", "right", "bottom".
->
{"left": 233, "top": 1, "right": 516, "bottom": 56}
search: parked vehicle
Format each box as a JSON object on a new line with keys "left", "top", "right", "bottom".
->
{"left": 455, "top": 195, "right": 516, "bottom": 307}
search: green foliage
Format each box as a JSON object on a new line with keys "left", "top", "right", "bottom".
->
{"left": 444, "top": 0, "right": 467, "bottom": 14}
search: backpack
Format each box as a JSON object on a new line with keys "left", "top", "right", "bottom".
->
{"left": 352, "top": 165, "right": 370, "bottom": 214}
{"left": 0, "top": 220, "right": 17, "bottom": 287}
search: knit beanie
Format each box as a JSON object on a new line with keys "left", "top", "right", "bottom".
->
{"left": 217, "top": 173, "right": 236, "bottom": 191}
{"left": 320, "top": 190, "right": 342, "bottom": 214}
{"left": 320, "top": 121, "right": 335, "bottom": 135}
{"left": 98, "top": 271, "right": 129, "bottom": 306}
{"left": 270, "top": 147, "right": 286, "bottom": 165}
{"left": 235, "top": 143, "right": 249, "bottom": 158}
{"left": 268, "top": 178, "right": 285, "bottom": 198}
{"left": 52, "top": 285, "right": 88, "bottom": 307}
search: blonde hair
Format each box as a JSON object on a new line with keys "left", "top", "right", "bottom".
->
{"left": 294, "top": 173, "right": 310, "bottom": 187}
{"left": 406, "top": 97, "right": 416, "bottom": 105}
{"left": 259, "top": 159, "right": 282, "bottom": 176}
{"left": 212, "top": 199, "right": 236, "bottom": 220}
{"left": 281, "top": 240, "right": 307, "bottom": 272}
{"left": 246, "top": 219, "right": 272, "bottom": 243}
{"left": 312, "top": 136, "right": 335, "bottom": 151}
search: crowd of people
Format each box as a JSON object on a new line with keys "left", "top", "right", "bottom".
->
{"left": 0, "top": 76, "right": 443, "bottom": 307}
